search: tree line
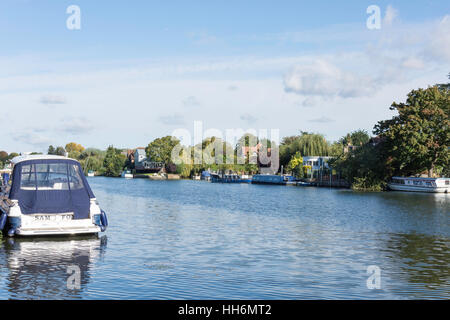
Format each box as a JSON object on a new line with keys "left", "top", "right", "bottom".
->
{"left": 1, "top": 75, "right": 447, "bottom": 188}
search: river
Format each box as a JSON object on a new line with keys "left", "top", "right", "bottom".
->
{"left": 0, "top": 177, "right": 448, "bottom": 299}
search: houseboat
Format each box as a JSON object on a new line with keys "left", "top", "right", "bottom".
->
{"left": 252, "top": 174, "right": 296, "bottom": 185}
{"left": 211, "top": 173, "right": 251, "bottom": 183}
{"left": 0, "top": 155, "right": 108, "bottom": 237}
{"left": 388, "top": 176, "right": 450, "bottom": 193}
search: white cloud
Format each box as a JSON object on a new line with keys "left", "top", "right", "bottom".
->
{"left": 240, "top": 113, "right": 258, "bottom": 124}
{"left": 297, "top": 97, "right": 320, "bottom": 108}
{"left": 11, "top": 131, "right": 53, "bottom": 148}
{"left": 426, "top": 15, "right": 450, "bottom": 62}
{"left": 159, "top": 114, "right": 185, "bottom": 126}
{"left": 40, "top": 94, "right": 67, "bottom": 105}
{"left": 182, "top": 96, "right": 201, "bottom": 107}
{"left": 308, "top": 116, "right": 334, "bottom": 123}
{"left": 284, "top": 59, "right": 376, "bottom": 98}
{"left": 401, "top": 57, "right": 425, "bottom": 69}
{"left": 59, "top": 117, "right": 94, "bottom": 135}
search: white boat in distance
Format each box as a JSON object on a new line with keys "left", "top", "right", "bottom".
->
{"left": 121, "top": 170, "right": 133, "bottom": 179}
{"left": 388, "top": 176, "right": 450, "bottom": 193}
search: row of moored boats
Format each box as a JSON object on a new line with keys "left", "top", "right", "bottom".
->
{"left": 206, "top": 173, "right": 450, "bottom": 193}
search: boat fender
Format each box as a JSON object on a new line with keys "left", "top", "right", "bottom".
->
{"left": 100, "top": 210, "right": 108, "bottom": 230}
{"left": 7, "top": 228, "right": 15, "bottom": 237}
{"left": 0, "top": 212, "right": 7, "bottom": 230}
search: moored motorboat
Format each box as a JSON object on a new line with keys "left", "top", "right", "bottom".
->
{"left": 121, "top": 170, "right": 133, "bottom": 179}
{"left": 388, "top": 176, "right": 449, "bottom": 193}
{"left": 0, "top": 155, "right": 108, "bottom": 236}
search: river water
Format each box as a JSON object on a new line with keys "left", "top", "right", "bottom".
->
{"left": 0, "top": 177, "right": 448, "bottom": 299}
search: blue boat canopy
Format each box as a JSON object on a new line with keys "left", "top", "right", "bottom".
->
{"left": 9, "top": 158, "right": 95, "bottom": 219}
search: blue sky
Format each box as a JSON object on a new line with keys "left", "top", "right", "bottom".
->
{"left": 0, "top": 1, "right": 449, "bottom": 152}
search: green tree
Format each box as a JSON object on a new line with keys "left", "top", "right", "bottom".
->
{"left": 330, "top": 143, "right": 387, "bottom": 191}
{"left": 103, "top": 146, "right": 126, "bottom": 177}
{"left": 146, "top": 136, "right": 181, "bottom": 167}
{"left": 0, "top": 151, "right": 8, "bottom": 168}
{"left": 329, "top": 141, "right": 344, "bottom": 157}
{"left": 374, "top": 85, "right": 449, "bottom": 177}
{"left": 80, "top": 156, "right": 103, "bottom": 174}
{"left": 78, "top": 148, "right": 106, "bottom": 174}
{"left": 280, "top": 132, "right": 329, "bottom": 169}
{"left": 55, "top": 146, "right": 66, "bottom": 156}
{"left": 340, "top": 129, "right": 370, "bottom": 146}
{"left": 286, "top": 151, "right": 303, "bottom": 178}
{"left": 68, "top": 151, "right": 81, "bottom": 160}
{"left": 79, "top": 148, "right": 106, "bottom": 160}
{"left": 47, "top": 145, "right": 55, "bottom": 155}
{"left": 7, "top": 152, "right": 19, "bottom": 160}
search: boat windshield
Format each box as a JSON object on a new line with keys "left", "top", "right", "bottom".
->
{"left": 20, "top": 163, "right": 85, "bottom": 191}
{"left": 9, "top": 159, "right": 95, "bottom": 219}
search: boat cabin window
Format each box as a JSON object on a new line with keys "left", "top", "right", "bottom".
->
{"left": 20, "top": 163, "right": 85, "bottom": 191}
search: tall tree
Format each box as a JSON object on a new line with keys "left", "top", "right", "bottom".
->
{"left": 340, "top": 129, "right": 370, "bottom": 146}
{"left": 65, "top": 142, "right": 85, "bottom": 153}
{"left": 146, "top": 136, "right": 180, "bottom": 166}
{"left": 47, "top": 145, "right": 55, "bottom": 155}
{"left": 55, "top": 146, "right": 66, "bottom": 156}
{"left": 374, "top": 85, "right": 449, "bottom": 177}
{"left": 103, "top": 145, "right": 126, "bottom": 177}
{"left": 280, "top": 133, "right": 329, "bottom": 169}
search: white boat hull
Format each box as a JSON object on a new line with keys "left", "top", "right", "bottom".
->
{"left": 388, "top": 183, "right": 449, "bottom": 193}
{"left": 7, "top": 213, "right": 102, "bottom": 236}
{"left": 15, "top": 225, "right": 101, "bottom": 236}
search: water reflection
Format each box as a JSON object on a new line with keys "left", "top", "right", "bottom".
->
{"left": 0, "top": 177, "right": 447, "bottom": 299}
{"left": 384, "top": 233, "right": 450, "bottom": 298}
{"left": 0, "top": 236, "right": 107, "bottom": 299}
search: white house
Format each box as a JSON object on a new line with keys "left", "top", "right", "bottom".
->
{"left": 302, "top": 156, "right": 331, "bottom": 170}
{"left": 133, "top": 148, "right": 164, "bottom": 173}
